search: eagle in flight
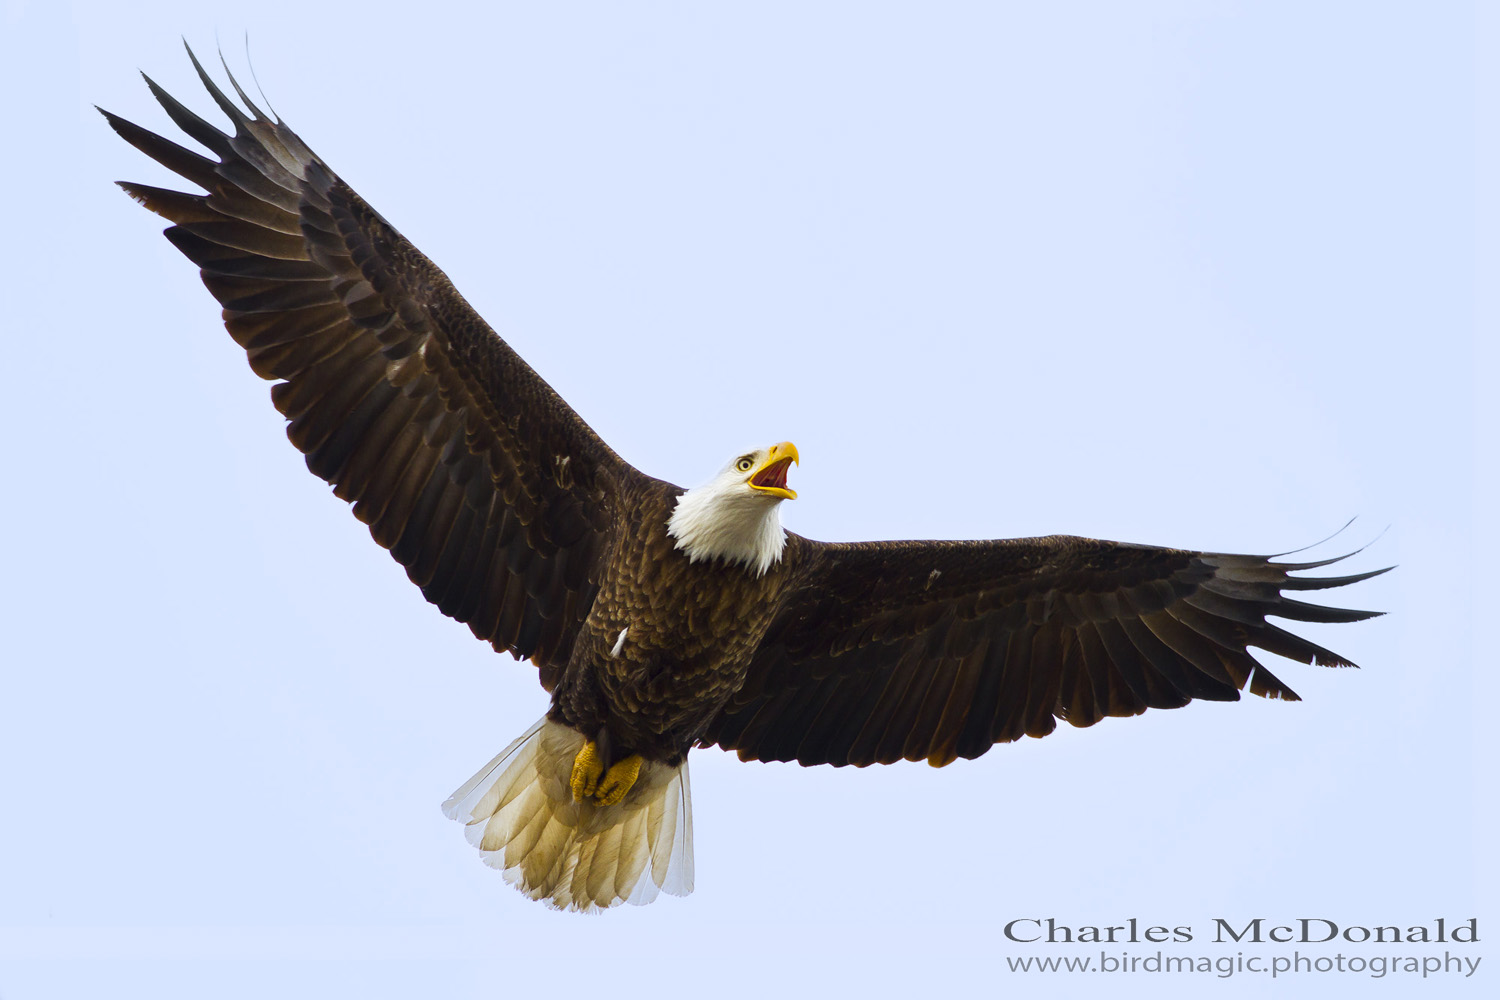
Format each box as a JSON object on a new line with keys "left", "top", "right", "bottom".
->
{"left": 104, "top": 46, "right": 1386, "bottom": 913}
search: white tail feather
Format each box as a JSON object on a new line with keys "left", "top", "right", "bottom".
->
{"left": 441, "top": 718, "right": 694, "bottom": 912}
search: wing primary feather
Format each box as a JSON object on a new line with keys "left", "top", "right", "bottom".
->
{"left": 182, "top": 42, "right": 259, "bottom": 134}
{"left": 1181, "top": 586, "right": 1276, "bottom": 626}
{"left": 1092, "top": 618, "right": 1190, "bottom": 711}
{"left": 1247, "top": 660, "right": 1302, "bottom": 700}
{"left": 1247, "top": 623, "right": 1359, "bottom": 669}
{"left": 1138, "top": 611, "right": 1240, "bottom": 697}
{"left": 1116, "top": 616, "right": 1220, "bottom": 701}
{"left": 115, "top": 183, "right": 218, "bottom": 224}
{"left": 140, "top": 72, "right": 233, "bottom": 158}
{"left": 1278, "top": 565, "right": 1394, "bottom": 591}
{"left": 1269, "top": 598, "right": 1384, "bottom": 624}
{"left": 213, "top": 45, "right": 271, "bottom": 123}
{"left": 1207, "top": 550, "right": 1361, "bottom": 582}
{"left": 101, "top": 108, "right": 220, "bottom": 192}
{"left": 1169, "top": 599, "right": 1254, "bottom": 653}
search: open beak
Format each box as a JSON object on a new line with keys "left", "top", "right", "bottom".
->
{"left": 748, "top": 441, "right": 799, "bottom": 500}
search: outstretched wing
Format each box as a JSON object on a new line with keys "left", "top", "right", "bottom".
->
{"left": 704, "top": 534, "right": 1387, "bottom": 767}
{"left": 103, "top": 46, "right": 654, "bottom": 685}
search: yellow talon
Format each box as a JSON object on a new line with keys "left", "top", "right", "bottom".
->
{"left": 595, "top": 754, "right": 644, "bottom": 806}
{"left": 570, "top": 740, "right": 604, "bottom": 802}
{"left": 570, "top": 741, "right": 644, "bottom": 805}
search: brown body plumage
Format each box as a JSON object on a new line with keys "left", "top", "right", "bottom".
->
{"left": 550, "top": 478, "right": 791, "bottom": 767}
{"left": 105, "top": 46, "right": 1388, "bottom": 912}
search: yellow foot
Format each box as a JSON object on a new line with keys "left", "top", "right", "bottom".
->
{"left": 568, "top": 741, "right": 645, "bottom": 806}
{"left": 595, "top": 754, "right": 643, "bottom": 806}
{"left": 569, "top": 741, "right": 604, "bottom": 802}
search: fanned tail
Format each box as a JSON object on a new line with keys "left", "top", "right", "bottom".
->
{"left": 441, "top": 718, "right": 693, "bottom": 912}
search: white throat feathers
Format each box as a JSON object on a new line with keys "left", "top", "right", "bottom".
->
{"left": 666, "top": 478, "right": 787, "bottom": 577}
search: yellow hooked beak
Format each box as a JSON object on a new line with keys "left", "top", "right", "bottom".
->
{"left": 748, "top": 441, "right": 799, "bottom": 500}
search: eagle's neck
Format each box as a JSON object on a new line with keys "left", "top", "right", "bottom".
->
{"left": 666, "top": 484, "right": 786, "bottom": 577}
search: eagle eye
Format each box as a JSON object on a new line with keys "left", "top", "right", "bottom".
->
{"left": 736, "top": 456, "right": 755, "bottom": 472}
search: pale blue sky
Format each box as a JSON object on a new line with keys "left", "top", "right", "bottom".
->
{"left": 1, "top": 2, "right": 1491, "bottom": 997}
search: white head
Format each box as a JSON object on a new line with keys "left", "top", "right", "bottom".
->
{"left": 666, "top": 441, "right": 799, "bottom": 577}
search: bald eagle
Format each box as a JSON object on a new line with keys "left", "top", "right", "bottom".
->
{"left": 104, "top": 48, "right": 1387, "bottom": 913}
